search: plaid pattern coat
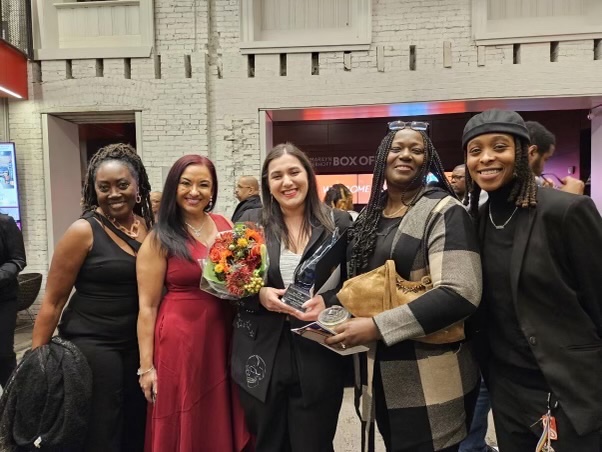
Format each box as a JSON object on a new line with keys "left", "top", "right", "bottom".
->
{"left": 352, "top": 190, "right": 482, "bottom": 452}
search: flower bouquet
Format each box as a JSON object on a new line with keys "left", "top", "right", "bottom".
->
{"left": 199, "top": 222, "right": 269, "bottom": 300}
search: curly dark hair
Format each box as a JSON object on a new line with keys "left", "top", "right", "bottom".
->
{"left": 349, "top": 129, "right": 455, "bottom": 276}
{"left": 81, "top": 143, "right": 154, "bottom": 228}
{"left": 464, "top": 137, "right": 538, "bottom": 218}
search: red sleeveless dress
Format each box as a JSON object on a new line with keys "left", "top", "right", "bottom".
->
{"left": 145, "top": 214, "right": 252, "bottom": 452}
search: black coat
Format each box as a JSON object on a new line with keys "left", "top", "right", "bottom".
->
{"left": 0, "top": 337, "right": 92, "bottom": 451}
{"left": 474, "top": 188, "right": 602, "bottom": 435}
{"left": 0, "top": 214, "right": 26, "bottom": 301}
{"left": 231, "top": 195, "right": 263, "bottom": 223}
{"left": 231, "top": 208, "right": 352, "bottom": 403}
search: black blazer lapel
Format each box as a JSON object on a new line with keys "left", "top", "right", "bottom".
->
{"left": 509, "top": 207, "right": 536, "bottom": 306}
{"left": 266, "top": 231, "right": 285, "bottom": 289}
{"left": 301, "top": 224, "right": 326, "bottom": 263}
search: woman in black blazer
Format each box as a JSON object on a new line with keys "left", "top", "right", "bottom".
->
{"left": 462, "top": 110, "right": 602, "bottom": 452}
{"left": 0, "top": 213, "right": 26, "bottom": 387}
{"left": 232, "top": 143, "right": 352, "bottom": 452}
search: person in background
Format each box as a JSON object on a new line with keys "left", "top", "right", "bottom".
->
{"left": 463, "top": 110, "right": 602, "bottom": 451}
{"left": 0, "top": 213, "right": 26, "bottom": 387}
{"left": 232, "top": 175, "right": 262, "bottom": 222}
{"left": 324, "top": 183, "right": 358, "bottom": 220}
{"left": 32, "top": 143, "right": 154, "bottom": 451}
{"left": 137, "top": 155, "right": 251, "bottom": 452}
{"left": 525, "top": 121, "right": 584, "bottom": 195}
{"left": 326, "top": 120, "right": 482, "bottom": 452}
{"left": 150, "top": 191, "right": 162, "bottom": 222}
{"left": 232, "top": 143, "right": 352, "bottom": 451}
{"left": 450, "top": 164, "right": 467, "bottom": 199}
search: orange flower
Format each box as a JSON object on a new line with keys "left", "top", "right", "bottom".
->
{"left": 250, "top": 244, "right": 262, "bottom": 258}
{"left": 245, "top": 229, "right": 263, "bottom": 243}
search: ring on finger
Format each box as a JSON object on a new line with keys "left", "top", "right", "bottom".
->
{"left": 341, "top": 343, "right": 347, "bottom": 349}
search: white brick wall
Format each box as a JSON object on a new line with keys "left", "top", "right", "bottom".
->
{"left": 7, "top": 0, "right": 602, "bottom": 313}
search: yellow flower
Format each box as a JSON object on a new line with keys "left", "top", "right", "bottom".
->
{"left": 237, "top": 238, "right": 248, "bottom": 248}
{"left": 214, "top": 263, "right": 224, "bottom": 273}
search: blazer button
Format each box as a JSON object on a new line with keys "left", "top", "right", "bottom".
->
{"left": 528, "top": 336, "right": 537, "bottom": 346}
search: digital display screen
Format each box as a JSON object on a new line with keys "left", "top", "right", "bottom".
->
{"left": 0, "top": 143, "right": 22, "bottom": 229}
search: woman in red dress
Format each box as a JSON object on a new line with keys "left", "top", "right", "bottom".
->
{"left": 137, "top": 155, "right": 252, "bottom": 452}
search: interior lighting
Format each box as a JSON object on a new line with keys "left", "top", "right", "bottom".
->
{"left": 0, "top": 85, "right": 23, "bottom": 99}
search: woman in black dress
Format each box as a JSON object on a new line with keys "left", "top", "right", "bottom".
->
{"left": 0, "top": 212, "right": 26, "bottom": 387}
{"left": 32, "top": 143, "right": 154, "bottom": 451}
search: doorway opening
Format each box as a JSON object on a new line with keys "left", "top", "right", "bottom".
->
{"left": 42, "top": 111, "right": 139, "bottom": 255}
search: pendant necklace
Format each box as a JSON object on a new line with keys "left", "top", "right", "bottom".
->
{"left": 186, "top": 216, "right": 207, "bottom": 238}
{"left": 488, "top": 205, "right": 518, "bottom": 230}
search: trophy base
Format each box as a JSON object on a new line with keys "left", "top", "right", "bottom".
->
{"left": 281, "top": 284, "right": 310, "bottom": 312}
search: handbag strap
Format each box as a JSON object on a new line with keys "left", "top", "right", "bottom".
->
{"left": 389, "top": 196, "right": 449, "bottom": 274}
{"left": 92, "top": 212, "right": 142, "bottom": 254}
{"left": 383, "top": 260, "right": 396, "bottom": 311}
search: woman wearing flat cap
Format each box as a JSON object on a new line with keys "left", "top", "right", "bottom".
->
{"left": 462, "top": 109, "right": 602, "bottom": 451}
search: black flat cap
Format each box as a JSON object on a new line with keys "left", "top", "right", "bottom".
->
{"left": 462, "top": 109, "right": 530, "bottom": 150}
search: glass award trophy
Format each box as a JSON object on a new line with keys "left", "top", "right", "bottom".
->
{"left": 282, "top": 228, "right": 339, "bottom": 311}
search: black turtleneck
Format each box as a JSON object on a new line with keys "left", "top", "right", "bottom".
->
{"left": 482, "top": 183, "right": 547, "bottom": 385}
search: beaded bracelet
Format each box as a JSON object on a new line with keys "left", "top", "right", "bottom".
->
{"left": 137, "top": 365, "right": 155, "bottom": 376}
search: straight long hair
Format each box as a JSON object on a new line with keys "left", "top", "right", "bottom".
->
{"left": 154, "top": 154, "right": 218, "bottom": 260}
{"left": 260, "top": 143, "right": 334, "bottom": 248}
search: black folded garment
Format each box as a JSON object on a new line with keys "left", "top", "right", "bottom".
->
{"left": 0, "top": 336, "right": 92, "bottom": 451}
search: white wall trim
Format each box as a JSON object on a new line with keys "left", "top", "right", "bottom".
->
{"left": 135, "top": 111, "right": 143, "bottom": 160}
{"left": 472, "top": 0, "right": 602, "bottom": 45}
{"left": 240, "top": 0, "right": 371, "bottom": 54}
{"left": 41, "top": 114, "right": 55, "bottom": 258}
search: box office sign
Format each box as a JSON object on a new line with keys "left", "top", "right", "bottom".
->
{"left": 307, "top": 151, "right": 376, "bottom": 174}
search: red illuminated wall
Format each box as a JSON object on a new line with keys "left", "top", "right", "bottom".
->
{"left": 0, "top": 41, "right": 28, "bottom": 99}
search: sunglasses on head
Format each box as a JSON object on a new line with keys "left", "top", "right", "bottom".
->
{"left": 387, "top": 120, "right": 429, "bottom": 132}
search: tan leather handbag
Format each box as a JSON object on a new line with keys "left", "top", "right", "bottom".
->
{"left": 338, "top": 198, "right": 465, "bottom": 344}
{"left": 338, "top": 260, "right": 464, "bottom": 344}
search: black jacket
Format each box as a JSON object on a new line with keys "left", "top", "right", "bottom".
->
{"left": 474, "top": 188, "right": 602, "bottom": 435}
{"left": 0, "top": 337, "right": 92, "bottom": 451}
{"left": 231, "top": 208, "right": 352, "bottom": 403}
{"left": 0, "top": 214, "right": 26, "bottom": 301}
{"left": 231, "top": 195, "right": 263, "bottom": 223}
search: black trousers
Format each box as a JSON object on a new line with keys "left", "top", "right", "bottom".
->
{"left": 237, "top": 328, "right": 343, "bottom": 452}
{"left": 489, "top": 368, "right": 602, "bottom": 452}
{"left": 0, "top": 295, "right": 18, "bottom": 388}
{"left": 69, "top": 337, "right": 147, "bottom": 452}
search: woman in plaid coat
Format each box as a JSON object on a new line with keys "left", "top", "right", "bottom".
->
{"left": 327, "top": 121, "right": 482, "bottom": 452}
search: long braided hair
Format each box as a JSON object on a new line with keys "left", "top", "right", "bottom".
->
{"left": 464, "top": 137, "right": 537, "bottom": 219}
{"left": 349, "top": 129, "right": 454, "bottom": 276}
{"left": 82, "top": 143, "right": 154, "bottom": 228}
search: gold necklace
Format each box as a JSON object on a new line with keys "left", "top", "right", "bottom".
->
{"left": 108, "top": 214, "right": 140, "bottom": 238}
{"left": 382, "top": 204, "right": 408, "bottom": 218}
